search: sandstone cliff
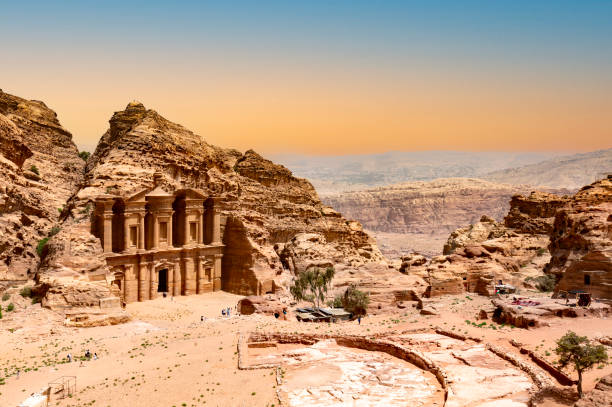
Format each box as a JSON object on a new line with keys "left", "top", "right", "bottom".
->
{"left": 322, "top": 178, "right": 533, "bottom": 235}
{"left": 546, "top": 176, "right": 612, "bottom": 299}
{"left": 46, "top": 101, "right": 384, "bottom": 302}
{"left": 0, "top": 90, "right": 84, "bottom": 286}
{"left": 322, "top": 178, "right": 570, "bottom": 258}
{"left": 405, "top": 188, "right": 572, "bottom": 298}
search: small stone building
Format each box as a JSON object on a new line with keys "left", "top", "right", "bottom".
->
{"left": 92, "top": 174, "right": 223, "bottom": 304}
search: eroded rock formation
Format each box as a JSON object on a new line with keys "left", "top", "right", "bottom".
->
{"left": 0, "top": 90, "right": 84, "bottom": 286}
{"left": 409, "top": 192, "right": 567, "bottom": 297}
{"left": 546, "top": 176, "right": 612, "bottom": 299}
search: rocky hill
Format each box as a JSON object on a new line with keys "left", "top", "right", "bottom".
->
{"left": 40, "top": 101, "right": 384, "bottom": 309}
{"left": 484, "top": 148, "right": 612, "bottom": 189}
{"left": 0, "top": 90, "right": 84, "bottom": 286}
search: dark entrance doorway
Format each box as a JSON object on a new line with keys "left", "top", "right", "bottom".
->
{"left": 158, "top": 269, "right": 168, "bottom": 292}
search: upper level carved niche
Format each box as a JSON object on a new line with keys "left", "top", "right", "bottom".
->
{"left": 92, "top": 174, "right": 222, "bottom": 255}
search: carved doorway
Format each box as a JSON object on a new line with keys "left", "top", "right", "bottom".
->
{"left": 158, "top": 268, "right": 168, "bottom": 292}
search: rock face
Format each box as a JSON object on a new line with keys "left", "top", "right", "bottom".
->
{"left": 321, "top": 178, "right": 570, "bottom": 258}
{"left": 411, "top": 195, "right": 562, "bottom": 297}
{"left": 48, "top": 101, "right": 383, "bottom": 301}
{"left": 546, "top": 176, "right": 612, "bottom": 299}
{"left": 322, "top": 178, "right": 534, "bottom": 235}
{"left": 504, "top": 192, "right": 569, "bottom": 234}
{"left": 574, "top": 374, "right": 612, "bottom": 407}
{"left": 0, "top": 90, "right": 84, "bottom": 285}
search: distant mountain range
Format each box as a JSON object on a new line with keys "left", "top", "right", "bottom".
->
{"left": 483, "top": 148, "right": 612, "bottom": 190}
{"left": 272, "top": 148, "right": 611, "bottom": 193}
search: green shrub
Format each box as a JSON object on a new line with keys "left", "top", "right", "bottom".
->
{"left": 19, "top": 286, "right": 32, "bottom": 298}
{"left": 2, "top": 293, "right": 9, "bottom": 301}
{"left": 36, "top": 237, "right": 50, "bottom": 256}
{"left": 341, "top": 284, "right": 370, "bottom": 316}
{"left": 49, "top": 226, "right": 61, "bottom": 237}
{"left": 327, "top": 295, "right": 344, "bottom": 308}
{"left": 78, "top": 151, "right": 91, "bottom": 161}
{"left": 30, "top": 165, "right": 39, "bottom": 175}
{"left": 31, "top": 297, "right": 41, "bottom": 305}
{"left": 0, "top": 305, "right": 2, "bottom": 319}
{"left": 536, "top": 248, "right": 547, "bottom": 256}
{"left": 7, "top": 303, "right": 14, "bottom": 312}
{"left": 525, "top": 275, "right": 556, "bottom": 292}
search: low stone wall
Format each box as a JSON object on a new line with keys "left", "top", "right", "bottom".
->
{"left": 509, "top": 341, "right": 576, "bottom": 386}
{"left": 434, "top": 327, "right": 482, "bottom": 343}
{"left": 486, "top": 343, "right": 554, "bottom": 389}
{"left": 435, "top": 326, "right": 579, "bottom": 405}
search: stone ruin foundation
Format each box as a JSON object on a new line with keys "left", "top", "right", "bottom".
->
{"left": 238, "top": 330, "right": 580, "bottom": 407}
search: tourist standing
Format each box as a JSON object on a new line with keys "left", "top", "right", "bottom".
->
{"left": 358, "top": 316, "right": 361, "bottom": 325}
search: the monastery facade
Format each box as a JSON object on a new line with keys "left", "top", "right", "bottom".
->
{"left": 92, "top": 175, "right": 224, "bottom": 304}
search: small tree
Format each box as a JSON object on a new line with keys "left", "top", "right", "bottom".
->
{"left": 290, "top": 267, "right": 335, "bottom": 310}
{"left": 342, "top": 284, "right": 370, "bottom": 317}
{"left": 555, "top": 331, "right": 608, "bottom": 397}
{"left": 78, "top": 151, "right": 91, "bottom": 161}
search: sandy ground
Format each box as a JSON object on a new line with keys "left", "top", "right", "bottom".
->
{"left": 1, "top": 291, "right": 611, "bottom": 407}
{"left": 368, "top": 230, "right": 448, "bottom": 258}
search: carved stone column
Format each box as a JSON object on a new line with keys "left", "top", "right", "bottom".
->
{"left": 184, "top": 257, "right": 196, "bottom": 295}
{"left": 138, "top": 213, "right": 145, "bottom": 250}
{"left": 184, "top": 210, "right": 190, "bottom": 245}
{"left": 167, "top": 215, "right": 173, "bottom": 247}
{"left": 152, "top": 214, "right": 159, "bottom": 249}
{"left": 196, "top": 210, "right": 202, "bottom": 244}
{"left": 200, "top": 211, "right": 205, "bottom": 244}
{"left": 212, "top": 209, "right": 221, "bottom": 244}
{"left": 103, "top": 213, "right": 113, "bottom": 253}
{"left": 123, "top": 265, "right": 130, "bottom": 303}
{"left": 173, "top": 260, "right": 181, "bottom": 296}
{"left": 139, "top": 262, "right": 148, "bottom": 301}
{"left": 123, "top": 216, "right": 130, "bottom": 252}
{"left": 167, "top": 263, "right": 174, "bottom": 295}
{"left": 213, "top": 253, "right": 222, "bottom": 291}
{"left": 149, "top": 264, "right": 157, "bottom": 300}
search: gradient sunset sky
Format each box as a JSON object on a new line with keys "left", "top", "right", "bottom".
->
{"left": 1, "top": 1, "right": 611, "bottom": 154}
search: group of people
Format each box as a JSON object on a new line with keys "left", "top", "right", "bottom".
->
{"left": 66, "top": 349, "right": 98, "bottom": 364}
{"left": 221, "top": 306, "right": 233, "bottom": 317}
